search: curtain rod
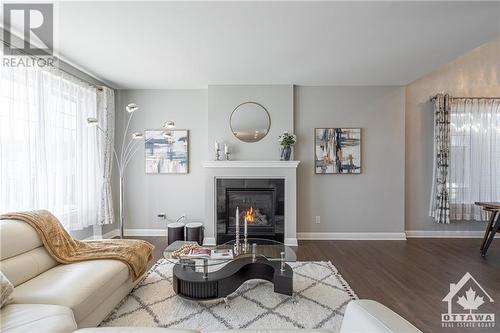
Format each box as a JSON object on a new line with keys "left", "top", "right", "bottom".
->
{"left": 430, "top": 94, "right": 500, "bottom": 101}
{"left": 59, "top": 66, "right": 104, "bottom": 91}
{"left": 2, "top": 40, "right": 104, "bottom": 91}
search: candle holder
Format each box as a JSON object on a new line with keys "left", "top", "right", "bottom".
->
{"left": 280, "top": 251, "right": 285, "bottom": 273}
{"left": 215, "top": 149, "right": 222, "bottom": 161}
{"left": 243, "top": 217, "right": 249, "bottom": 252}
{"left": 234, "top": 206, "right": 240, "bottom": 255}
{"left": 224, "top": 144, "right": 231, "bottom": 160}
{"left": 234, "top": 226, "right": 240, "bottom": 255}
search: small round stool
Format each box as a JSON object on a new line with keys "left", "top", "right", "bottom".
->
{"left": 167, "top": 222, "right": 185, "bottom": 245}
{"left": 185, "top": 222, "right": 204, "bottom": 245}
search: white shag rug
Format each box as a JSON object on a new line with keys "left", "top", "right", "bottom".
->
{"left": 101, "top": 259, "right": 357, "bottom": 332}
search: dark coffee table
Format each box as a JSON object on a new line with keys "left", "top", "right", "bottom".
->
{"left": 163, "top": 238, "right": 296, "bottom": 305}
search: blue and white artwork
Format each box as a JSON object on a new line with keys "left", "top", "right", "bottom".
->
{"left": 145, "top": 130, "right": 189, "bottom": 174}
{"left": 315, "top": 128, "right": 361, "bottom": 174}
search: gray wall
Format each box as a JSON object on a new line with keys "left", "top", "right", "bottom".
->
{"left": 113, "top": 39, "right": 497, "bottom": 237}
{"left": 208, "top": 85, "right": 294, "bottom": 161}
{"left": 115, "top": 90, "right": 208, "bottom": 230}
{"left": 295, "top": 86, "right": 406, "bottom": 233}
{"left": 114, "top": 86, "right": 406, "bottom": 235}
{"left": 405, "top": 40, "right": 500, "bottom": 232}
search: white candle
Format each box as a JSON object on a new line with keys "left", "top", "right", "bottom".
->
{"left": 214, "top": 141, "right": 220, "bottom": 151}
{"left": 244, "top": 216, "right": 248, "bottom": 238}
{"left": 235, "top": 207, "right": 239, "bottom": 234}
{"left": 224, "top": 144, "right": 229, "bottom": 154}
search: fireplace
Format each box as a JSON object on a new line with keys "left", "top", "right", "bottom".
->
{"left": 216, "top": 178, "right": 285, "bottom": 244}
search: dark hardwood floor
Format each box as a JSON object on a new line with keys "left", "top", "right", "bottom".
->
{"left": 131, "top": 236, "right": 500, "bottom": 333}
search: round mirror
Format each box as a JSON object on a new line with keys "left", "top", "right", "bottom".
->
{"left": 230, "top": 102, "right": 271, "bottom": 143}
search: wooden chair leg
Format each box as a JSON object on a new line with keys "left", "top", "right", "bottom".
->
{"left": 480, "top": 211, "right": 497, "bottom": 252}
{"left": 481, "top": 213, "right": 500, "bottom": 257}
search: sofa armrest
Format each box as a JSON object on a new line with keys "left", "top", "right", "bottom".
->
{"left": 74, "top": 329, "right": 201, "bottom": 333}
{"left": 209, "top": 331, "right": 332, "bottom": 333}
{"left": 1, "top": 303, "right": 77, "bottom": 333}
{"left": 340, "top": 300, "right": 422, "bottom": 333}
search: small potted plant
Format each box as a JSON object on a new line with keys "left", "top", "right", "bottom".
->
{"left": 278, "top": 131, "right": 296, "bottom": 161}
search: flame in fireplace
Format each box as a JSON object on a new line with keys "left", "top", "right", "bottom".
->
{"left": 244, "top": 207, "right": 255, "bottom": 223}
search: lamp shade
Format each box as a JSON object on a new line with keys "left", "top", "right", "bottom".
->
{"left": 132, "top": 132, "right": 144, "bottom": 139}
{"left": 86, "top": 117, "right": 98, "bottom": 126}
{"left": 164, "top": 121, "right": 175, "bottom": 129}
{"left": 126, "top": 103, "right": 139, "bottom": 113}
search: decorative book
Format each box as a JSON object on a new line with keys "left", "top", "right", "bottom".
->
{"left": 211, "top": 249, "right": 234, "bottom": 259}
{"left": 187, "top": 247, "right": 211, "bottom": 257}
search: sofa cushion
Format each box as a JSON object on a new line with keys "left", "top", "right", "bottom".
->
{"left": 0, "top": 219, "right": 59, "bottom": 287}
{"left": 0, "top": 303, "right": 77, "bottom": 333}
{"left": 1, "top": 271, "right": 14, "bottom": 308}
{"left": 12, "top": 259, "right": 130, "bottom": 323}
{"left": 340, "top": 300, "right": 422, "bottom": 333}
{"left": 0, "top": 219, "right": 43, "bottom": 260}
{"left": 75, "top": 328, "right": 200, "bottom": 333}
{"left": 1, "top": 246, "right": 58, "bottom": 287}
{"left": 211, "top": 331, "right": 332, "bottom": 333}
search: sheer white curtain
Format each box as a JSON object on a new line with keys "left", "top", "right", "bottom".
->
{"left": 0, "top": 60, "right": 103, "bottom": 231}
{"left": 96, "top": 87, "right": 115, "bottom": 226}
{"left": 449, "top": 98, "right": 500, "bottom": 221}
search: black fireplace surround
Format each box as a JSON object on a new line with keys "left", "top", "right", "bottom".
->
{"left": 216, "top": 178, "right": 285, "bottom": 244}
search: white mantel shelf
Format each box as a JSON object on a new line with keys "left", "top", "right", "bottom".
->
{"left": 202, "top": 161, "right": 300, "bottom": 168}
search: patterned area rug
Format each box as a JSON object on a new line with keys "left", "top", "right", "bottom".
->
{"left": 101, "top": 259, "right": 357, "bottom": 332}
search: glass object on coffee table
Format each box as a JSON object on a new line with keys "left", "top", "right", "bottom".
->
{"left": 163, "top": 238, "right": 296, "bottom": 274}
{"left": 163, "top": 238, "right": 296, "bottom": 300}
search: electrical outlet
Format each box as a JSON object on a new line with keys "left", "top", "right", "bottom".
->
{"left": 315, "top": 216, "right": 321, "bottom": 224}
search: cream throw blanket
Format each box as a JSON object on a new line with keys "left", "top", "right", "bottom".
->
{"left": 0, "top": 210, "right": 154, "bottom": 280}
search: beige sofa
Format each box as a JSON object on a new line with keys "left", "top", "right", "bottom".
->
{"left": 74, "top": 300, "right": 423, "bottom": 333}
{"left": 0, "top": 218, "right": 141, "bottom": 332}
{"left": 1, "top": 218, "right": 421, "bottom": 333}
{"left": 73, "top": 300, "right": 422, "bottom": 333}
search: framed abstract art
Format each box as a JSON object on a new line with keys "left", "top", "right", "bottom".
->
{"left": 145, "top": 129, "right": 189, "bottom": 174}
{"left": 314, "top": 128, "right": 361, "bottom": 174}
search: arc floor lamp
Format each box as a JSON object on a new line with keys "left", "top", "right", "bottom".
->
{"left": 87, "top": 103, "right": 175, "bottom": 238}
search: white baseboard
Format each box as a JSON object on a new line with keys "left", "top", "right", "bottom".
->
{"left": 124, "top": 228, "right": 167, "bottom": 237}
{"left": 297, "top": 232, "right": 407, "bottom": 240}
{"left": 83, "top": 227, "right": 116, "bottom": 240}
{"left": 122, "top": 230, "right": 299, "bottom": 245}
{"left": 123, "top": 229, "right": 215, "bottom": 244}
{"left": 103, "top": 229, "right": 121, "bottom": 239}
{"left": 103, "top": 229, "right": 497, "bottom": 241}
{"left": 405, "top": 230, "right": 499, "bottom": 238}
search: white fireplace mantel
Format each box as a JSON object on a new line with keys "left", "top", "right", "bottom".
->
{"left": 202, "top": 161, "right": 300, "bottom": 168}
{"left": 202, "top": 160, "right": 300, "bottom": 247}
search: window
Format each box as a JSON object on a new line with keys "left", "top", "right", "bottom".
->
{"left": 0, "top": 62, "right": 101, "bottom": 231}
{"left": 448, "top": 98, "right": 500, "bottom": 221}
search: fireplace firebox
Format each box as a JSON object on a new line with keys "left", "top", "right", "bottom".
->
{"left": 216, "top": 178, "right": 285, "bottom": 244}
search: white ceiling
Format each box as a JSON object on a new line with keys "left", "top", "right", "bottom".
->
{"left": 55, "top": 1, "right": 500, "bottom": 89}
